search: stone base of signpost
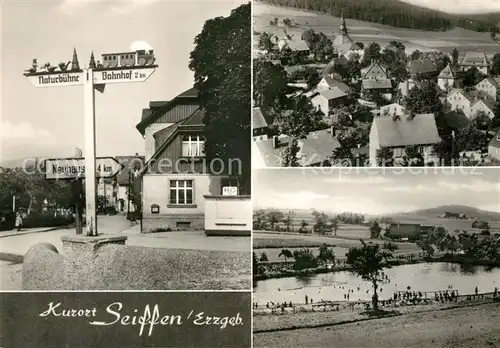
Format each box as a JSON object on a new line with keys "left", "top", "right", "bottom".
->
{"left": 61, "top": 234, "right": 127, "bottom": 254}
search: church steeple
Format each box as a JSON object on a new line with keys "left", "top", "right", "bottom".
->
{"left": 71, "top": 47, "right": 80, "bottom": 71}
{"left": 89, "top": 51, "right": 96, "bottom": 69}
{"left": 340, "top": 9, "right": 347, "bottom": 34}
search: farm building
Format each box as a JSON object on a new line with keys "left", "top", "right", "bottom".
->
{"left": 386, "top": 223, "right": 424, "bottom": 239}
{"left": 369, "top": 113, "right": 441, "bottom": 166}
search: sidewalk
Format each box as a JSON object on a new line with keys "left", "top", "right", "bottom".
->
{"left": 0, "top": 226, "right": 67, "bottom": 238}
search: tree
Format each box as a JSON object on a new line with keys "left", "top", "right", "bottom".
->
{"left": 258, "top": 32, "right": 274, "bottom": 51}
{"left": 253, "top": 252, "right": 263, "bottom": 275}
{"left": 403, "top": 145, "right": 425, "bottom": 166}
{"left": 97, "top": 195, "right": 109, "bottom": 214}
{"left": 410, "top": 49, "right": 422, "bottom": 61}
{"left": 389, "top": 60, "right": 410, "bottom": 85}
{"left": 346, "top": 240, "right": 393, "bottom": 311}
{"left": 266, "top": 211, "right": 284, "bottom": 230}
{"left": 312, "top": 210, "right": 329, "bottom": 234}
{"left": 259, "top": 252, "right": 268, "bottom": 262}
{"left": 253, "top": 209, "right": 267, "bottom": 230}
{"left": 274, "top": 96, "right": 323, "bottom": 138}
{"left": 492, "top": 54, "right": 500, "bottom": 75}
{"left": 370, "top": 220, "right": 382, "bottom": 239}
{"left": 293, "top": 248, "right": 318, "bottom": 270}
{"left": 329, "top": 217, "right": 339, "bottom": 237}
{"left": 452, "top": 48, "right": 459, "bottom": 67}
{"left": 463, "top": 67, "right": 485, "bottom": 87}
{"left": 318, "top": 243, "right": 336, "bottom": 265}
{"left": 189, "top": 4, "right": 251, "bottom": 194}
{"left": 279, "top": 248, "right": 293, "bottom": 263}
{"left": 299, "top": 220, "right": 309, "bottom": 233}
{"left": 404, "top": 80, "right": 442, "bottom": 115}
{"left": 376, "top": 147, "right": 394, "bottom": 166}
{"left": 362, "top": 42, "right": 381, "bottom": 66}
{"left": 417, "top": 235, "right": 435, "bottom": 258}
{"left": 280, "top": 138, "right": 301, "bottom": 167}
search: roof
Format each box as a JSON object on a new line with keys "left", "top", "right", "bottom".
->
{"left": 408, "top": 59, "right": 437, "bottom": 75}
{"left": 286, "top": 39, "right": 310, "bottom": 52}
{"left": 136, "top": 87, "right": 199, "bottom": 135}
{"left": 139, "top": 107, "right": 205, "bottom": 174}
{"left": 361, "top": 62, "right": 387, "bottom": 78}
{"left": 477, "top": 77, "right": 500, "bottom": 89}
{"left": 438, "top": 64, "right": 456, "bottom": 79}
{"left": 319, "top": 76, "right": 350, "bottom": 93}
{"left": 114, "top": 156, "right": 145, "bottom": 185}
{"left": 472, "top": 98, "right": 496, "bottom": 112}
{"left": 254, "top": 129, "right": 341, "bottom": 167}
{"left": 447, "top": 89, "right": 493, "bottom": 104}
{"left": 253, "top": 107, "right": 268, "bottom": 129}
{"left": 362, "top": 79, "right": 392, "bottom": 90}
{"left": 459, "top": 50, "right": 490, "bottom": 67}
{"left": 317, "top": 87, "right": 348, "bottom": 100}
{"left": 489, "top": 129, "right": 500, "bottom": 149}
{"left": 372, "top": 113, "right": 441, "bottom": 147}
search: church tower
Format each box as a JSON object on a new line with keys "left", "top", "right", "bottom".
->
{"left": 339, "top": 9, "right": 349, "bottom": 45}
{"left": 71, "top": 48, "right": 80, "bottom": 71}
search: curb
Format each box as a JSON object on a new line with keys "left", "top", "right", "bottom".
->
{"left": 0, "top": 226, "right": 68, "bottom": 238}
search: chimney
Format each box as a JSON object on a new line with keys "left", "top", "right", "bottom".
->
{"left": 272, "top": 136, "right": 279, "bottom": 149}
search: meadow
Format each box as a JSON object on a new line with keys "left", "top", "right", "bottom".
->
{"left": 253, "top": 2, "right": 500, "bottom": 57}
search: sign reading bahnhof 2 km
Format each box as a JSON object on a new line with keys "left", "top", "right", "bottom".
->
{"left": 93, "top": 67, "right": 156, "bottom": 84}
{"left": 45, "top": 157, "right": 122, "bottom": 180}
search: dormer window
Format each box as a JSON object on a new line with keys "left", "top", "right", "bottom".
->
{"left": 182, "top": 135, "right": 205, "bottom": 157}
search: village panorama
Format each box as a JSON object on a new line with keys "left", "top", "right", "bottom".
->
{"left": 252, "top": 1, "right": 500, "bottom": 168}
{"left": 252, "top": 168, "right": 500, "bottom": 347}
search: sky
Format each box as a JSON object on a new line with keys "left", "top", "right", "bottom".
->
{"left": 0, "top": 0, "right": 247, "bottom": 163}
{"left": 401, "top": 0, "right": 500, "bottom": 14}
{"left": 253, "top": 168, "right": 500, "bottom": 215}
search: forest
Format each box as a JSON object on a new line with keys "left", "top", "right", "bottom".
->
{"left": 259, "top": 0, "right": 500, "bottom": 33}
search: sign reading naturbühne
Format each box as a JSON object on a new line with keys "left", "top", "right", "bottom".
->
{"left": 26, "top": 72, "right": 84, "bottom": 87}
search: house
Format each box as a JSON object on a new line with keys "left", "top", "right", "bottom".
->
{"left": 361, "top": 61, "right": 388, "bottom": 80}
{"left": 475, "top": 77, "right": 500, "bottom": 101}
{"left": 311, "top": 88, "right": 348, "bottom": 115}
{"left": 458, "top": 50, "right": 490, "bottom": 74}
{"left": 252, "top": 128, "right": 341, "bottom": 167}
{"left": 283, "top": 39, "right": 310, "bottom": 54}
{"left": 136, "top": 87, "right": 246, "bottom": 233}
{"left": 447, "top": 89, "right": 495, "bottom": 118}
{"left": 379, "top": 103, "right": 405, "bottom": 117}
{"left": 316, "top": 75, "right": 350, "bottom": 93}
{"left": 437, "top": 64, "right": 459, "bottom": 91}
{"left": 361, "top": 78, "right": 393, "bottom": 100}
{"left": 385, "top": 223, "right": 423, "bottom": 240}
{"left": 407, "top": 58, "right": 438, "bottom": 79}
{"left": 369, "top": 113, "right": 441, "bottom": 166}
{"left": 488, "top": 129, "right": 500, "bottom": 162}
{"left": 114, "top": 154, "right": 145, "bottom": 212}
{"left": 332, "top": 11, "right": 364, "bottom": 60}
{"left": 253, "top": 107, "right": 269, "bottom": 142}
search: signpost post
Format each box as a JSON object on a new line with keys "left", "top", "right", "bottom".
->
{"left": 25, "top": 48, "right": 157, "bottom": 236}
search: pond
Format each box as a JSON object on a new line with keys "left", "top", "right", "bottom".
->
{"left": 253, "top": 263, "right": 500, "bottom": 305}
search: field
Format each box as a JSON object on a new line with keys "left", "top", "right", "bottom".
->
{"left": 254, "top": 2, "right": 500, "bottom": 57}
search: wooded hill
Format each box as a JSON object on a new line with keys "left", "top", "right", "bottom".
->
{"left": 260, "top": 0, "right": 500, "bottom": 33}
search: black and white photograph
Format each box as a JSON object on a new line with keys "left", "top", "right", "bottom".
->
{"left": 252, "top": 167, "right": 500, "bottom": 347}
{"left": 1, "top": 0, "right": 251, "bottom": 291}
{"left": 252, "top": 0, "right": 500, "bottom": 168}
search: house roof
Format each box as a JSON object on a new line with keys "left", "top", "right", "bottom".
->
{"left": 489, "top": 129, "right": 500, "bottom": 149}
{"left": 477, "top": 76, "right": 500, "bottom": 89}
{"left": 361, "top": 61, "right": 387, "bottom": 78}
{"left": 362, "top": 79, "right": 392, "bottom": 90}
{"left": 459, "top": 50, "right": 490, "bottom": 67}
{"left": 438, "top": 64, "right": 456, "bottom": 79}
{"left": 472, "top": 98, "right": 496, "bottom": 112}
{"left": 254, "top": 129, "right": 341, "bottom": 167}
{"left": 136, "top": 87, "right": 199, "bottom": 135}
{"left": 408, "top": 59, "right": 438, "bottom": 75}
{"left": 372, "top": 113, "right": 441, "bottom": 147}
{"left": 139, "top": 107, "right": 205, "bottom": 175}
{"left": 318, "top": 87, "right": 347, "bottom": 100}
{"left": 286, "top": 39, "right": 310, "bottom": 52}
{"left": 114, "top": 155, "right": 145, "bottom": 185}
{"left": 319, "top": 76, "right": 350, "bottom": 93}
{"left": 253, "top": 107, "right": 268, "bottom": 129}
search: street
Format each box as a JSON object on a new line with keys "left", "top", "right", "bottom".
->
{"left": 0, "top": 214, "right": 251, "bottom": 290}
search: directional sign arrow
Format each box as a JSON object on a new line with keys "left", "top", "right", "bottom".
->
{"left": 44, "top": 157, "right": 123, "bottom": 180}
{"left": 24, "top": 71, "right": 85, "bottom": 88}
{"left": 93, "top": 66, "right": 156, "bottom": 85}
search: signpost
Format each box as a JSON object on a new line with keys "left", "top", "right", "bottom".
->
{"left": 25, "top": 48, "right": 157, "bottom": 236}
{"left": 44, "top": 157, "right": 123, "bottom": 180}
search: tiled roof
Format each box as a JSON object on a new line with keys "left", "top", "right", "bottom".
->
{"left": 459, "top": 50, "right": 490, "bottom": 67}
{"left": 286, "top": 39, "right": 310, "bottom": 52}
{"left": 318, "top": 87, "right": 348, "bottom": 100}
{"left": 408, "top": 59, "right": 437, "bottom": 75}
{"left": 372, "top": 113, "right": 441, "bottom": 147}
{"left": 319, "top": 76, "right": 350, "bottom": 93}
{"left": 472, "top": 98, "right": 496, "bottom": 112}
{"left": 253, "top": 107, "right": 268, "bottom": 129}
{"left": 362, "top": 79, "right": 393, "bottom": 90}
{"left": 361, "top": 62, "right": 388, "bottom": 78}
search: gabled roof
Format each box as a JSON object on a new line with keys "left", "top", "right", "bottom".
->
{"left": 253, "top": 107, "right": 268, "bottom": 129}
{"left": 317, "top": 87, "right": 347, "bottom": 100}
{"left": 477, "top": 76, "right": 500, "bottom": 89}
{"left": 136, "top": 87, "right": 199, "bottom": 135}
{"left": 408, "top": 59, "right": 437, "bottom": 76}
{"left": 139, "top": 107, "right": 205, "bottom": 175}
{"left": 438, "top": 64, "right": 456, "bottom": 79}
{"left": 372, "top": 113, "right": 441, "bottom": 147}
{"left": 361, "top": 61, "right": 388, "bottom": 78}
{"left": 459, "top": 50, "right": 490, "bottom": 67}
{"left": 489, "top": 129, "right": 500, "bottom": 149}
{"left": 362, "top": 79, "right": 392, "bottom": 90}
{"left": 286, "top": 39, "right": 310, "bottom": 52}
{"left": 319, "top": 76, "right": 350, "bottom": 93}
{"left": 472, "top": 98, "right": 496, "bottom": 112}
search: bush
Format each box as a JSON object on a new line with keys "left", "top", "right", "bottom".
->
{"left": 0, "top": 211, "right": 16, "bottom": 231}
{"left": 150, "top": 227, "right": 172, "bottom": 233}
{"left": 22, "top": 212, "right": 74, "bottom": 229}
{"left": 480, "top": 230, "right": 491, "bottom": 236}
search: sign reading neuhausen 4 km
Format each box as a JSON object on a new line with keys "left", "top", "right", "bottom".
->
{"left": 24, "top": 46, "right": 157, "bottom": 236}
{"left": 45, "top": 157, "right": 123, "bottom": 180}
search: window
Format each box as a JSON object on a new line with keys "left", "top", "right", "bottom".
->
{"left": 169, "top": 180, "right": 193, "bottom": 205}
{"left": 121, "top": 55, "right": 124, "bottom": 59}
{"left": 181, "top": 135, "right": 205, "bottom": 157}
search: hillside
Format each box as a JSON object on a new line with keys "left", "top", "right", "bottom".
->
{"left": 391, "top": 205, "right": 500, "bottom": 221}
{"left": 259, "top": 0, "right": 500, "bottom": 33}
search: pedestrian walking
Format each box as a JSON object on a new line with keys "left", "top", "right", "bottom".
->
{"left": 15, "top": 212, "right": 23, "bottom": 231}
